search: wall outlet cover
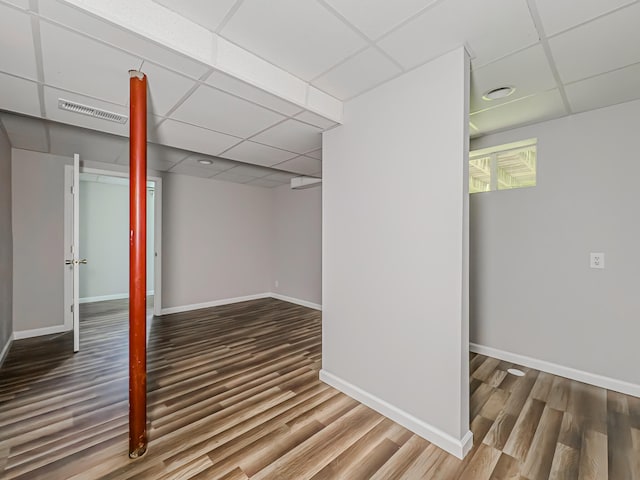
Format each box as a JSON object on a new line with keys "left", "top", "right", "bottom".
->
{"left": 590, "top": 252, "right": 605, "bottom": 269}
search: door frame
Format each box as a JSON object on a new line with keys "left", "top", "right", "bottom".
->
{"left": 64, "top": 165, "right": 163, "bottom": 322}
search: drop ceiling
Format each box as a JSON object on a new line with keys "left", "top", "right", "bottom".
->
{"left": 0, "top": 0, "right": 638, "bottom": 186}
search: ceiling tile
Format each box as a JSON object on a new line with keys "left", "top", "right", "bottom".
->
{"left": 220, "top": 141, "right": 298, "bottom": 167}
{"left": 246, "top": 178, "right": 282, "bottom": 188}
{"left": 565, "top": 63, "right": 640, "bottom": 113}
{"left": 294, "top": 111, "right": 338, "bottom": 130}
{"left": 312, "top": 47, "right": 402, "bottom": 100}
{"left": 39, "top": 0, "right": 209, "bottom": 79}
{"left": 206, "top": 70, "right": 303, "bottom": 116}
{"left": 116, "top": 142, "right": 191, "bottom": 171}
{"left": 212, "top": 171, "right": 256, "bottom": 184}
{"left": 2, "top": 0, "right": 29, "bottom": 8}
{"left": 148, "top": 143, "right": 191, "bottom": 166}
{"left": 548, "top": 2, "right": 640, "bottom": 83}
{"left": 534, "top": 0, "right": 636, "bottom": 36}
{"left": 169, "top": 163, "right": 217, "bottom": 178}
{"left": 180, "top": 154, "right": 238, "bottom": 172}
{"left": 225, "top": 164, "right": 274, "bottom": 177}
{"left": 43, "top": 86, "right": 129, "bottom": 136}
{"left": 40, "top": 21, "right": 141, "bottom": 106}
{"left": 0, "top": 73, "right": 41, "bottom": 117}
{"left": 48, "top": 122, "right": 126, "bottom": 163}
{"left": 378, "top": 0, "right": 538, "bottom": 70}
{"left": 323, "top": 0, "right": 436, "bottom": 40}
{"left": 144, "top": 157, "right": 179, "bottom": 172}
{"left": 305, "top": 149, "right": 322, "bottom": 160}
{"left": 470, "top": 45, "right": 557, "bottom": 113}
{"left": 220, "top": 0, "right": 367, "bottom": 80}
{"left": 251, "top": 119, "right": 322, "bottom": 153}
{"left": 0, "top": 4, "right": 37, "bottom": 80}
{"left": 171, "top": 84, "right": 285, "bottom": 137}
{"left": 262, "top": 171, "right": 297, "bottom": 183}
{"left": 153, "top": 0, "right": 237, "bottom": 32}
{"left": 151, "top": 118, "right": 241, "bottom": 156}
{"left": 470, "top": 89, "right": 567, "bottom": 135}
{"left": 274, "top": 155, "right": 322, "bottom": 175}
{"left": 140, "top": 61, "right": 197, "bottom": 116}
{"left": 0, "top": 113, "right": 48, "bottom": 152}
{"left": 169, "top": 153, "right": 238, "bottom": 177}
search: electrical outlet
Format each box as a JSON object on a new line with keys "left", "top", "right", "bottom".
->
{"left": 590, "top": 253, "right": 605, "bottom": 269}
{"left": 275, "top": 280, "right": 279, "bottom": 288}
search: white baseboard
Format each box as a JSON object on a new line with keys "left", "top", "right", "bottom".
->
{"left": 80, "top": 291, "right": 155, "bottom": 304}
{"left": 319, "top": 369, "right": 473, "bottom": 459}
{"left": 269, "top": 293, "right": 322, "bottom": 311}
{"left": 470, "top": 343, "right": 640, "bottom": 398}
{"left": 160, "top": 293, "right": 272, "bottom": 315}
{"left": 0, "top": 333, "right": 14, "bottom": 367}
{"left": 14, "top": 324, "right": 71, "bottom": 340}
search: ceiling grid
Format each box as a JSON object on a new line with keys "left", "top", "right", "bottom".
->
{"left": 0, "top": 0, "right": 638, "bottom": 186}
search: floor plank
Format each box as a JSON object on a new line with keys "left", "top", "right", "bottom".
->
{"left": 0, "top": 297, "right": 638, "bottom": 479}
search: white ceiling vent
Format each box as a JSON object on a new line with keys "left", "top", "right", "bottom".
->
{"left": 58, "top": 98, "right": 128, "bottom": 124}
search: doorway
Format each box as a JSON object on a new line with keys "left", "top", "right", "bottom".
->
{"left": 63, "top": 165, "right": 163, "bottom": 350}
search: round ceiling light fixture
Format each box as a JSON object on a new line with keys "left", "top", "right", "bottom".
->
{"left": 198, "top": 159, "right": 213, "bottom": 165}
{"left": 482, "top": 86, "right": 515, "bottom": 101}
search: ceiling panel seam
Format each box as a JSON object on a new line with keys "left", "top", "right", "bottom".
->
{"left": 526, "top": 0, "right": 572, "bottom": 114}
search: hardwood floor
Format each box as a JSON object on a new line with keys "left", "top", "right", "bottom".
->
{"left": 0, "top": 298, "right": 638, "bottom": 479}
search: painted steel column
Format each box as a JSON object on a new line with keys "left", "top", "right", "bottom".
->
{"left": 128, "top": 70, "right": 147, "bottom": 458}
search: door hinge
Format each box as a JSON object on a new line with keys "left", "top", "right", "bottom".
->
{"left": 71, "top": 304, "right": 74, "bottom": 313}
{"left": 71, "top": 185, "right": 76, "bottom": 195}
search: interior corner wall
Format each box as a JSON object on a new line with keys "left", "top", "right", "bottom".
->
{"left": 322, "top": 47, "right": 471, "bottom": 456}
{"left": 470, "top": 98, "right": 640, "bottom": 389}
{"left": 0, "top": 128, "right": 13, "bottom": 359}
{"left": 12, "top": 149, "right": 71, "bottom": 333}
{"left": 161, "top": 173, "right": 273, "bottom": 310}
{"left": 272, "top": 184, "right": 321, "bottom": 307}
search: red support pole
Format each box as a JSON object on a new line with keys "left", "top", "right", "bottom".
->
{"left": 128, "top": 70, "right": 147, "bottom": 458}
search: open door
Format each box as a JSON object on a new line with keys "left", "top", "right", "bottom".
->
{"left": 64, "top": 154, "right": 85, "bottom": 353}
{"left": 72, "top": 153, "right": 81, "bottom": 352}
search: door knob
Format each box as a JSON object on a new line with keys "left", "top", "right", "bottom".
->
{"left": 79, "top": 259, "right": 88, "bottom": 264}
{"left": 65, "top": 259, "right": 73, "bottom": 265}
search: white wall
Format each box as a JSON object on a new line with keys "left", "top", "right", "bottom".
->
{"left": 79, "top": 179, "right": 154, "bottom": 301}
{"left": 470, "top": 99, "right": 640, "bottom": 391}
{"left": 10, "top": 149, "right": 320, "bottom": 325}
{"left": 322, "top": 47, "right": 471, "bottom": 457}
{"left": 161, "top": 173, "right": 273, "bottom": 311}
{"left": 0, "top": 128, "right": 12, "bottom": 361}
{"left": 272, "top": 184, "right": 321, "bottom": 307}
{"left": 12, "top": 150, "right": 71, "bottom": 332}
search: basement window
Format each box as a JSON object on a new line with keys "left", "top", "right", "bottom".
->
{"left": 469, "top": 139, "right": 537, "bottom": 194}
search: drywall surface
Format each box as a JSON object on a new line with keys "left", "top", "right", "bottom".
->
{"left": 470, "top": 98, "right": 640, "bottom": 386}
{"left": 79, "top": 179, "right": 154, "bottom": 300}
{"left": 0, "top": 129, "right": 12, "bottom": 356}
{"left": 161, "top": 173, "right": 273, "bottom": 309}
{"left": 322, "top": 47, "right": 471, "bottom": 454}
{"left": 272, "top": 184, "right": 321, "bottom": 306}
{"left": 12, "top": 150, "right": 70, "bottom": 332}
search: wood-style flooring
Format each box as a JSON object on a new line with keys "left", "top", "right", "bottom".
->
{"left": 0, "top": 298, "right": 638, "bottom": 479}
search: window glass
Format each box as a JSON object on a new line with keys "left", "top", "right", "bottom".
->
{"left": 469, "top": 140, "right": 536, "bottom": 194}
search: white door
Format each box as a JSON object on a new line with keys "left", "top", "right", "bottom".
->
{"left": 72, "top": 154, "right": 80, "bottom": 352}
{"left": 64, "top": 154, "right": 84, "bottom": 352}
